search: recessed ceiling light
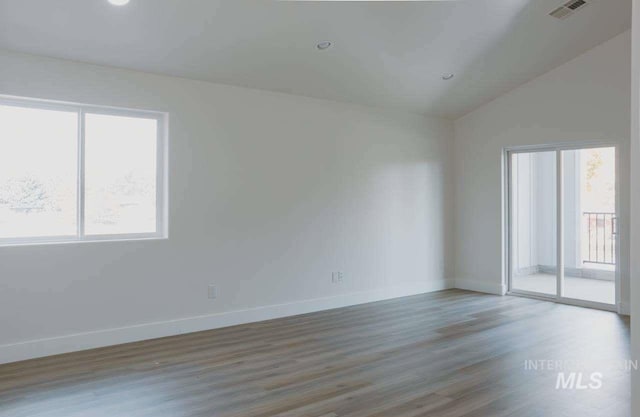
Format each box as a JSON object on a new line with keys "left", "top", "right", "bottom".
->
{"left": 442, "top": 73, "right": 455, "bottom": 80}
{"left": 316, "top": 41, "right": 332, "bottom": 51}
{"left": 108, "top": 0, "right": 130, "bottom": 5}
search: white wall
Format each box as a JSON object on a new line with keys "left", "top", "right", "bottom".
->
{"left": 630, "top": 1, "right": 640, "bottom": 414}
{"left": 0, "top": 49, "right": 454, "bottom": 363}
{"left": 512, "top": 153, "right": 536, "bottom": 273}
{"left": 453, "top": 31, "right": 631, "bottom": 302}
{"left": 563, "top": 152, "right": 581, "bottom": 270}
{"left": 512, "top": 151, "right": 583, "bottom": 274}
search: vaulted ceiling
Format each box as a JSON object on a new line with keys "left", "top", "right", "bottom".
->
{"left": 0, "top": 0, "right": 631, "bottom": 118}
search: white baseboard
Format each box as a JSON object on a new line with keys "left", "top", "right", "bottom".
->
{"left": 0, "top": 279, "right": 453, "bottom": 365}
{"left": 454, "top": 279, "right": 506, "bottom": 296}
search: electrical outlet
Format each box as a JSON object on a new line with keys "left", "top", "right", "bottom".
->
{"left": 208, "top": 285, "right": 217, "bottom": 299}
{"left": 331, "top": 272, "right": 344, "bottom": 284}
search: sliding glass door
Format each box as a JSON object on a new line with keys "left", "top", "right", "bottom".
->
{"left": 562, "top": 148, "right": 617, "bottom": 305}
{"left": 507, "top": 145, "right": 618, "bottom": 310}
{"left": 510, "top": 151, "right": 557, "bottom": 297}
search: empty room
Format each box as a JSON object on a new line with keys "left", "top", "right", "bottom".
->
{"left": 1, "top": 0, "right": 639, "bottom": 416}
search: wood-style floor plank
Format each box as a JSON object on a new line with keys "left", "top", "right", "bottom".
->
{"left": 0, "top": 290, "right": 630, "bottom": 417}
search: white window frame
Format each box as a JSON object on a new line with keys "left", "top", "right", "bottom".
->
{"left": 0, "top": 95, "right": 168, "bottom": 246}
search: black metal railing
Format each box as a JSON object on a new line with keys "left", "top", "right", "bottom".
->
{"left": 583, "top": 212, "right": 616, "bottom": 265}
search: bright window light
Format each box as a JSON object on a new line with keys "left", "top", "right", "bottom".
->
{"left": 0, "top": 98, "right": 167, "bottom": 245}
{"left": 85, "top": 113, "right": 158, "bottom": 235}
{"left": 0, "top": 105, "right": 78, "bottom": 239}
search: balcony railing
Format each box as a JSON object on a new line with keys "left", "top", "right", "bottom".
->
{"left": 583, "top": 212, "right": 616, "bottom": 266}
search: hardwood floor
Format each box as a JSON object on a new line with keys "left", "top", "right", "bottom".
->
{"left": 0, "top": 290, "right": 630, "bottom": 417}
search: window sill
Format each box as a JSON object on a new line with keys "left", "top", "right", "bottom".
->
{"left": 0, "top": 234, "right": 168, "bottom": 248}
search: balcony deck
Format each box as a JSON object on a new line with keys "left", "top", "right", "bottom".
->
{"left": 512, "top": 273, "right": 615, "bottom": 305}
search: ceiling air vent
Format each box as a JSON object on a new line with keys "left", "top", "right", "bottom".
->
{"left": 549, "top": 0, "right": 588, "bottom": 19}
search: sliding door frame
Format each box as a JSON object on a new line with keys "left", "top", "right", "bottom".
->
{"left": 504, "top": 141, "right": 620, "bottom": 313}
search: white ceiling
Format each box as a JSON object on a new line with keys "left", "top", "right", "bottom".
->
{"left": 0, "top": 0, "right": 631, "bottom": 118}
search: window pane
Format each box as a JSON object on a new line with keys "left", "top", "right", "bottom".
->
{"left": 510, "top": 151, "right": 557, "bottom": 296}
{"left": 84, "top": 113, "right": 158, "bottom": 235}
{"left": 562, "top": 147, "right": 616, "bottom": 305}
{"left": 0, "top": 105, "right": 78, "bottom": 239}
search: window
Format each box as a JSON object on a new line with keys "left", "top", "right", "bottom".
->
{"left": 0, "top": 97, "right": 167, "bottom": 245}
